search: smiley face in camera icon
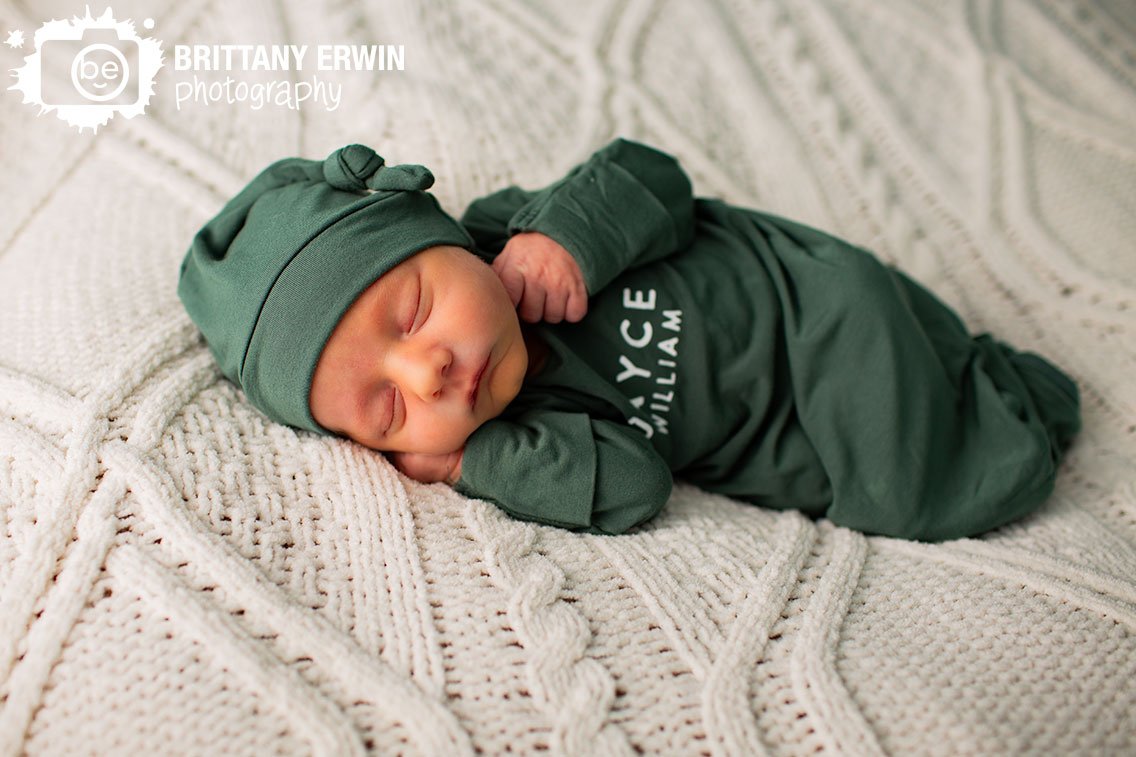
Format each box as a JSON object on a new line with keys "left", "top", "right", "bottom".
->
{"left": 40, "top": 27, "right": 141, "bottom": 106}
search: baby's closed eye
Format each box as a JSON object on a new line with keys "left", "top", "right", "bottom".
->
{"left": 405, "top": 278, "right": 423, "bottom": 332}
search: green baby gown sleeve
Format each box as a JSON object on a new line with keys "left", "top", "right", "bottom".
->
{"left": 453, "top": 410, "right": 673, "bottom": 535}
{"left": 460, "top": 138, "right": 696, "bottom": 295}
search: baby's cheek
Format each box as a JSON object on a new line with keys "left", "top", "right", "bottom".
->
{"left": 403, "top": 419, "right": 469, "bottom": 457}
{"left": 351, "top": 432, "right": 384, "bottom": 453}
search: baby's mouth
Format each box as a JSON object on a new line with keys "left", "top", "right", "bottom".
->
{"left": 468, "top": 354, "right": 489, "bottom": 410}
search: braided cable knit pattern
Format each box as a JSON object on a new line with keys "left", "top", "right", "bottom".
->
{"left": 469, "top": 505, "right": 630, "bottom": 756}
{"left": 2, "top": 0, "right": 1134, "bottom": 754}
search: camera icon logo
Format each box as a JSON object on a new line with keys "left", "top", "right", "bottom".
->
{"left": 8, "top": 6, "right": 164, "bottom": 133}
{"left": 43, "top": 27, "right": 139, "bottom": 106}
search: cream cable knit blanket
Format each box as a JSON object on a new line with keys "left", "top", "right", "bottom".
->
{"left": 2, "top": 1, "right": 1134, "bottom": 754}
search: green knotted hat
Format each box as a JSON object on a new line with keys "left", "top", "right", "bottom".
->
{"left": 177, "top": 143, "right": 475, "bottom": 434}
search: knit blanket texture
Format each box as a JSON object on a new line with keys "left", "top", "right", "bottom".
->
{"left": 1, "top": 1, "right": 1134, "bottom": 754}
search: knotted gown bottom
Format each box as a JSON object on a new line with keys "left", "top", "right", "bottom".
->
{"left": 706, "top": 201, "right": 1081, "bottom": 541}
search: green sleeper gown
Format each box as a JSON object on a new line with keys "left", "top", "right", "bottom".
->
{"left": 451, "top": 138, "right": 1081, "bottom": 541}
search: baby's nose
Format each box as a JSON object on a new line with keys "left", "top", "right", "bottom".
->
{"left": 409, "top": 347, "right": 452, "bottom": 400}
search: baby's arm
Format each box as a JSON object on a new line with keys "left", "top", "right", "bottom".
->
{"left": 460, "top": 138, "right": 696, "bottom": 297}
{"left": 454, "top": 409, "right": 672, "bottom": 535}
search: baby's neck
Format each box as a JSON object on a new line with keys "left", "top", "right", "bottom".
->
{"left": 522, "top": 325, "right": 549, "bottom": 378}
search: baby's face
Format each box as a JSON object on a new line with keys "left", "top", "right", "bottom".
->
{"left": 309, "top": 245, "right": 528, "bottom": 454}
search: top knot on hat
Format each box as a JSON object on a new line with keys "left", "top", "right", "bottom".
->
{"left": 322, "top": 144, "right": 435, "bottom": 192}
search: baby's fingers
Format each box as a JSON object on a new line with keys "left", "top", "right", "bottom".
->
{"left": 544, "top": 277, "right": 587, "bottom": 323}
{"left": 565, "top": 286, "right": 588, "bottom": 322}
{"left": 518, "top": 284, "right": 546, "bottom": 323}
{"left": 491, "top": 258, "right": 526, "bottom": 308}
{"left": 543, "top": 288, "right": 568, "bottom": 323}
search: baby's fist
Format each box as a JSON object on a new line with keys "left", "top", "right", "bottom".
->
{"left": 389, "top": 448, "right": 463, "bottom": 486}
{"left": 492, "top": 232, "right": 588, "bottom": 324}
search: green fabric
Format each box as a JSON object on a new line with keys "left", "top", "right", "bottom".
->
{"left": 456, "top": 408, "right": 672, "bottom": 533}
{"left": 177, "top": 144, "right": 474, "bottom": 433}
{"left": 454, "top": 138, "right": 1081, "bottom": 540}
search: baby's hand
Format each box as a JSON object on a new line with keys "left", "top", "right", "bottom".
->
{"left": 389, "top": 448, "right": 463, "bottom": 486}
{"left": 492, "top": 232, "right": 588, "bottom": 324}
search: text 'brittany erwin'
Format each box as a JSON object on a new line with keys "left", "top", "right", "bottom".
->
{"left": 173, "top": 45, "right": 406, "bottom": 72}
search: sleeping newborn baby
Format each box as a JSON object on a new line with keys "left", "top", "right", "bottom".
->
{"left": 178, "top": 138, "right": 1081, "bottom": 541}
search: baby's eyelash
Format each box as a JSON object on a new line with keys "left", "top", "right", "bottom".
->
{"left": 382, "top": 386, "right": 397, "bottom": 435}
{"left": 407, "top": 283, "right": 421, "bottom": 332}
